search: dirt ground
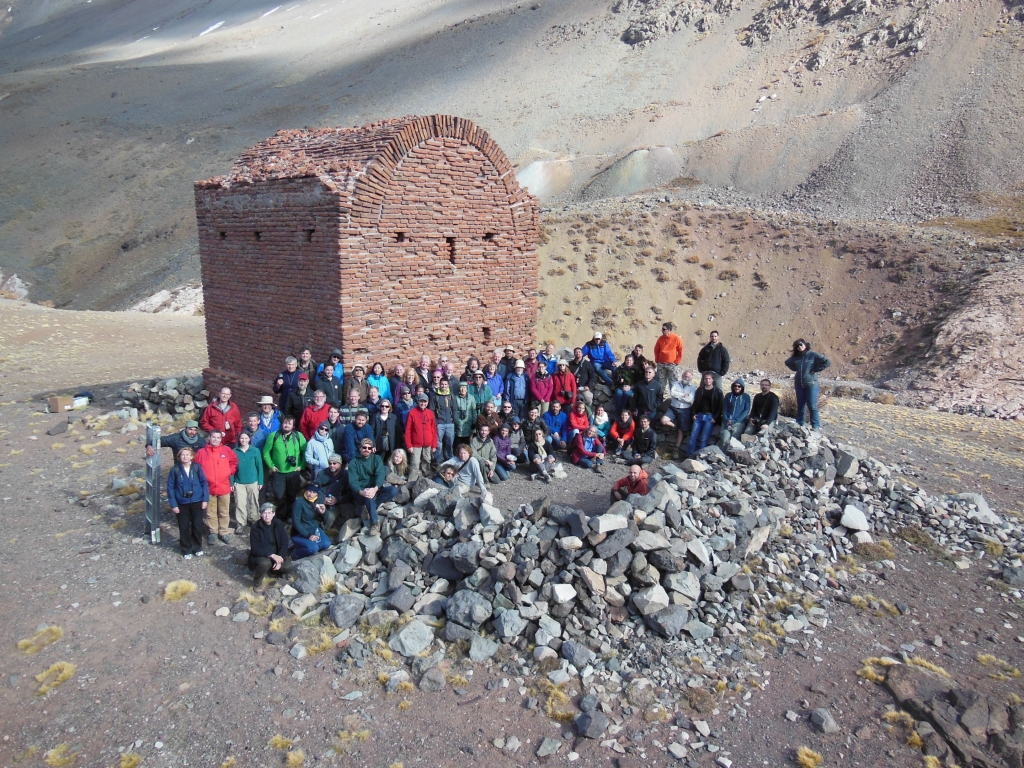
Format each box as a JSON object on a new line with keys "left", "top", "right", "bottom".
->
{"left": 2, "top": 302, "right": 1024, "bottom": 768}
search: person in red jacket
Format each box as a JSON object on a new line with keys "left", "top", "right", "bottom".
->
{"left": 404, "top": 394, "right": 437, "bottom": 482}
{"left": 566, "top": 399, "right": 591, "bottom": 443}
{"left": 199, "top": 387, "right": 243, "bottom": 446}
{"left": 570, "top": 425, "right": 605, "bottom": 472}
{"left": 610, "top": 464, "right": 649, "bottom": 502}
{"left": 195, "top": 430, "right": 238, "bottom": 546}
{"left": 299, "top": 390, "right": 331, "bottom": 440}
{"left": 551, "top": 359, "right": 578, "bottom": 410}
{"left": 608, "top": 409, "right": 636, "bottom": 456}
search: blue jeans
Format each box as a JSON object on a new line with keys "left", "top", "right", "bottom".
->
{"left": 595, "top": 366, "right": 614, "bottom": 387}
{"left": 436, "top": 423, "right": 455, "bottom": 462}
{"left": 688, "top": 413, "right": 714, "bottom": 454}
{"left": 575, "top": 456, "right": 603, "bottom": 470}
{"left": 492, "top": 464, "right": 509, "bottom": 481}
{"left": 795, "top": 383, "right": 821, "bottom": 428}
{"left": 356, "top": 484, "right": 399, "bottom": 523}
{"left": 546, "top": 434, "right": 566, "bottom": 450}
{"left": 291, "top": 526, "right": 331, "bottom": 558}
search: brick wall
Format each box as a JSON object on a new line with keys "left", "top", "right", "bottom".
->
{"left": 195, "top": 115, "right": 538, "bottom": 409}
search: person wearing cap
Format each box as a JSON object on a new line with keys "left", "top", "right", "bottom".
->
{"left": 195, "top": 430, "right": 238, "bottom": 546}
{"left": 296, "top": 346, "right": 318, "bottom": 383}
{"left": 654, "top": 322, "right": 685, "bottom": 394}
{"left": 337, "top": 388, "right": 362, "bottom": 426}
{"left": 503, "top": 359, "right": 531, "bottom": 420}
{"left": 529, "top": 362, "right": 554, "bottom": 415}
{"left": 315, "top": 453, "right": 351, "bottom": 531}
{"left": 395, "top": 386, "right": 416, "bottom": 425}
{"left": 314, "top": 361, "right": 344, "bottom": 409}
{"left": 551, "top": 358, "right": 578, "bottom": 409}
{"left": 568, "top": 347, "right": 597, "bottom": 407}
{"left": 468, "top": 371, "right": 493, "bottom": 412}
{"left": 582, "top": 331, "right": 617, "bottom": 387}
{"left": 291, "top": 485, "right": 331, "bottom": 558}
{"left": 366, "top": 361, "right": 392, "bottom": 403}
{"left": 248, "top": 503, "right": 293, "bottom": 589}
{"left": 342, "top": 364, "right": 369, "bottom": 405}
{"left": 231, "top": 431, "right": 264, "bottom": 535}
{"left": 340, "top": 409, "right": 374, "bottom": 463}
{"left": 254, "top": 396, "right": 281, "bottom": 448}
{"left": 286, "top": 373, "right": 316, "bottom": 421}
{"left": 499, "top": 346, "right": 517, "bottom": 378}
{"left": 428, "top": 370, "right": 457, "bottom": 463}
{"left": 199, "top": 387, "right": 243, "bottom": 446}
{"left": 347, "top": 437, "right": 397, "bottom": 535}
{"left": 299, "top": 389, "right": 331, "bottom": 440}
{"left": 273, "top": 355, "right": 301, "bottom": 410}
{"left": 404, "top": 394, "right": 437, "bottom": 482}
{"left": 261, "top": 414, "right": 306, "bottom": 518}
{"left": 305, "top": 420, "right": 335, "bottom": 475}
{"left": 453, "top": 381, "right": 477, "bottom": 450}
{"left": 316, "top": 349, "right": 345, "bottom": 385}
{"left": 145, "top": 419, "right": 206, "bottom": 463}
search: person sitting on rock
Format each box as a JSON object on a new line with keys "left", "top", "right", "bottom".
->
{"left": 435, "top": 464, "right": 458, "bottom": 489}
{"left": 613, "top": 353, "right": 639, "bottom": 414}
{"left": 719, "top": 378, "right": 751, "bottom": 447}
{"left": 593, "top": 404, "right": 611, "bottom": 440}
{"left": 314, "top": 362, "right": 344, "bottom": 409}
{"left": 286, "top": 374, "right": 315, "bottom": 421}
{"left": 383, "top": 448, "right": 411, "bottom": 504}
{"left": 249, "top": 503, "right": 293, "bottom": 591}
{"left": 629, "top": 414, "right": 658, "bottom": 466}
{"left": 570, "top": 425, "right": 605, "bottom": 472}
{"left": 146, "top": 418, "right": 206, "bottom": 462}
{"left": 342, "top": 363, "right": 369, "bottom": 405}
{"left": 348, "top": 437, "right": 398, "bottom": 536}
{"left": 304, "top": 420, "right": 335, "bottom": 476}
{"left": 340, "top": 409, "right": 374, "bottom": 464}
{"left": 566, "top": 399, "right": 592, "bottom": 444}
{"left": 662, "top": 369, "right": 696, "bottom": 459}
{"left": 582, "top": 332, "right": 617, "bottom": 386}
{"left": 290, "top": 485, "right": 331, "bottom": 559}
{"left": 498, "top": 399, "right": 517, "bottom": 427}
{"left": 631, "top": 364, "right": 664, "bottom": 422}
{"left": 521, "top": 406, "right": 547, "bottom": 444}
{"left": 366, "top": 361, "right": 392, "bottom": 403}
{"left": 337, "top": 388, "right": 362, "bottom": 426}
{"left": 610, "top": 463, "right": 649, "bottom": 503}
{"left": 440, "top": 442, "right": 488, "bottom": 496}
{"left": 608, "top": 409, "right": 635, "bottom": 457}
{"left": 568, "top": 347, "right": 597, "bottom": 407}
{"left": 199, "top": 386, "right": 243, "bottom": 446}
{"left": 542, "top": 400, "right": 568, "bottom": 451}
{"left": 507, "top": 416, "right": 527, "bottom": 462}
{"left": 526, "top": 427, "right": 558, "bottom": 482}
{"left": 315, "top": 453, "right": 351, "bottom": 531}
{"left": 471, "top": 424, "right": 505, "bottom": 482}
{"left": 746, "top": 379, "right": 780, "bottom": 434}
{"left": 688, "top": 372, "right": 723, "bottom": 455}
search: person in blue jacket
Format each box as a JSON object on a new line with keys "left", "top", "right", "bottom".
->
{"left": 291, "top": 485, "right": 331, "bottom": 558}
{"left": 582, "top": 331, "right": 618, "bottom": 387}
{"left": 166, "top": 445, "right": 209, "bottom": 559}
{"left": 719, "top": 379, "right": 751, "bottom": 446}
{"left": 785, "top": 339, "right": 832, "bottom": 430}
{"left": 340, "top": 410, "right": 374, "bottom": 464}
{"left": 542, "top": 400, "right": 568, "bottom": 451}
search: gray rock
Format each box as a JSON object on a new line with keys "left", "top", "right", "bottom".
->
{"left": 840, "top": 504, "right": 870, "bottom": 532}
{"left": 596, "top": 527, "right": 637, "bottom": 559}
{"left": 955, "top": 493, "right": 1001, "bottom": 525}
{"left": 633, "top": 530, "right": 671, "bottom": 551}
{"left": 561, "top": 639, "right": 596, "bottom": 668}
{"left": 664, "top": 571, "right": 701, "bottom": 600}
{"left": 633, "top": 584, "right": 669, "bottom": 615}
{"left": 495, "top": 609, "right": 527, "bottom": 640}
{"left": 388, "top": 620, "right": 434, "bottom": 657}
{"left": 575, "top": 710, "right": 610, "bottom": 739}
{"left": 645, "top": 605, "right": 690, "bottom": 639}
{"left": 536, "top": 737, "right": 563, "bottom": 757}
{"left": 387, "top": 585, "right": 416, "bottom": 613}
{"left": 1003, "top": 567, "right": 1024, "bottom": 588}
{"left": 810, "top": 707, "right": 839, "bottom": 733}
{"left": 683, "top": 619, "right": 714, "bottom": 641}
{"left": 446, "top": 590, "right": 493, "bottom": 630}
{"left": 387, "top": 559, "right": 413, "bottom": 591}
{"left": 290, "top": 643, "right": 307, "bottom": 659}
{"left": 440, "top": 621, "right": 476, "bottom": 643}
{"left": 419, "top": 666, "right": 446, "bottom": 692}
{"left": 730, "top": 573, "right": 753, "bottom": 591}
{"left": 450, "top": 541, "right": 483, "bottom": 574}
{"left": 469, "top": 634, "right": 500, "bottom": 662}
{"left": 381, "top": 536, "right": 421, "bottom": 565}
{"left": 329, "top": 593, "right": 368, "bottom": 629}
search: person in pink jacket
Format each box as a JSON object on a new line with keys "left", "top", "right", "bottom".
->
{"left": 195, "top": 430, "right": 238, "bottom": 547}
{"left": 529, "top": 366, "right": 555, "bottom": 414}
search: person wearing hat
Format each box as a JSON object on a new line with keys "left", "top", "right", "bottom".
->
{"left": 453, "top": 381, "right": 478, "bottom": 450}
{"left": 347, "top": 437, "right": 397, "bottom": 536}
{"left": 468, "top": 371, "right": 493, "bottom": 412}
{"left": 582, "top": 331, "right": 617, "bottom": 387}
{"left": 299, "top": 389, "right": 331, "bottom": 441}
{"left": 291, "top": 485, "right": 331, "bottom": 558}
{"left": 248, "top": 503, "right": 293, "bottom": 589}
{"left": 254, "top": 396, "right": 281, "bottom": 448}
{"left": 551, "top": 358, "right": 578, "bottom": 409}
{"left": 145, "top": 418, "right": 206, "bottom": 463}
{"left": 498, "top": 346, "right": 518, "bottom": 378}
{"left": 315, "top": 453, "right": 351, "bottom": 531}
{"left": 273, "top": 355, "right": 301, "bottom": 410}
{"left": 342, "top": 364, "right": 369, "bottom": 405}
{"left": 261, "top": 414, "right": 306, "bottom": 518}
{"left": 314, "top": 361, "right": 344, "bottom": 409}
{"left": 340, "top": 409, "right": 374, "bottom": 463}
{"left": 305, "top": 420, "right": 336, "bottom": 475}
{"left": 503, "top": 359, "right": 530, "bottom": 420}
{"left": 199, "top": 386, "right": 243, "bottom": 446}
{"left": 316, "top": 349, "right": 345, "bottom": 385}
{"left": 286, "top": 373, "right": 316, "bottom": 421}
{"left": 507, "top": 415, "right": 527, "bottom": 463}
{"left": 195, "top": 430, "right": 239, "bottom": 546}
{"left": 404, "top": 394, "right": 437, "bottom": 482}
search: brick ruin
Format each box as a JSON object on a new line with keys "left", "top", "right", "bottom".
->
{"left": 194, "top": 114, "right": 539, "bottom": 406}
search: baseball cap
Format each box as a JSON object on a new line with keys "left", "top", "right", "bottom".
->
{"left": 185, "top": 419, "right": 199, "bottom": 428}
{"left": 594, "top": 332, "right": 603, "bottom": 339}
{"left": 416, "top": 394, "right": 429, "bottom": 402}
{"left": 298, "top": 373, "right": 309, "bottom": 381}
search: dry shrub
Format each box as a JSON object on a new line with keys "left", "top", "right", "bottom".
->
{"left": 778, "top": 388, "right": 829, "bottom": 418}
{"left": 852, "top": 355, "right": 868, "bottom": 365}
{"left": 872, "top": 392, "right": 896, "bottom": 405}
{"left": 164, "top": 580, "right": 197, "bottom": 601}
{"left": 718, "top": 268, "right": 739, "bottom": 281}
{"left": 622, "top": 279, "right": 641, "bottom": 290}
{"left": 686, "top": 253, "right": 701, "bottom": 264}
{"left": 701, "top": 261, "right": 715, "bottom": 270}
{"left": 685, "top": 687, "right": 716, "bottom": 714}
{"left": 795, "top": 746, "right": 823, "bottom": 768}
{"left": 36, "top": 662, "right": 75, "bottom": 695}
{"left": 119, "top": 754, "right": 143, "bottom": 768}
{"left": 18, "top": 625, "right": 63, "bottom": 654}
{"left": 43, "top": 745, "right": 78, "bottom": 767}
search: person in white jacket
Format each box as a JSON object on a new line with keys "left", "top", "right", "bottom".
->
{"left": 661, "top": 369, "right": 696, "bottom": 459}
{"left": 305, "top": 421, "right": 335, "bottom": 476}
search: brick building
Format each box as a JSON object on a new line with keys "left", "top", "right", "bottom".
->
{"left": 194, "top": 114, "right": 539, "bottom": 406}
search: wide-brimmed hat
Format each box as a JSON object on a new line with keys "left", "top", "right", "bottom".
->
{"left": 257, "top": 396, "right": 275, "bottom": 406}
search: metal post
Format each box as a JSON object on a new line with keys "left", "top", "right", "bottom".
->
{"left": 145, "top": 423, "right": 162, "bottom": 544}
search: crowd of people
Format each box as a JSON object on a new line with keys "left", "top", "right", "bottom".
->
{"left": 153, "top": 327, "right": 830, "bottom": 587}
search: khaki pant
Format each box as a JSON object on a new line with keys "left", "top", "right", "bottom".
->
{"left": 407, "top": 447, "right": 434, "bottom": 482}
{"left": 657, "top": 363, "right": 679, "bottom": 394}
{"left": 234, "top": 482, "right": 260, "bottom": 528}
{"left": 206, "top": 494, "right": 231, "bottom": 537}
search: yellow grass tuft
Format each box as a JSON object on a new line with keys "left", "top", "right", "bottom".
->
{"left": 15, "top": 746, "right": 39, "bottom": 762}
{"left": 907, "top": 731, "right": 925, "bottom": 749}
{"left": 378, "top": 672, "right": 391, "bottom": 686}
{"left": 795, "top": 746, "right": 823, "bottom": 768}
{"left": 44, "top": 745, "right": 79, "bottom": 767}
{"left": 319, "top": 574, "right": 337, "bottom": 594}
{"left": 285, "top": 749, "right": 305, "bottom": 767}
{"left": 396, "top": 680, "right": 414, "bottom": 694}
{"left": 238, "top": 590, "right": 273, "bottom": 617}
{"left": 118, "top": 754, "right": 142, "bottom": 768}
{"left": 18, "top": 625, "right": 64, "bottom": 654}
{"left": 978, "top": 653, "right": 1000, "bottom": 665}
{"left": 268, "top": 735, "right": 294, "bottom": 750}
{"left": 268, "top": 617, "right": 289, "bottom": 634}
{"left": 909, "top": 657, "right": 952, "bottom": 679}
{"left": 857, "top": 665, "right": 886, "bottom": 684}
{"left": 398, "top": 700, "right": 411, "bottom": 711}
{"left": 219, "top": 759, "right": 236, "bottom": 768}
{"left": 51, "top": 443, "right": 66, "bottom": 450}
{"left": 36, "top": 662, "right": 75, "bottom": 695}
{"left": 306, "top": 631, "right": 334, "bottom": 656}
{"left": 164, "top": 580, "right": 197, "bottom": 601}
{"left": 79, "top": 439, "right": 112, "bottom": 455}
{"left": 390, "top": 763, "right": 404, "bottom": 768}
{"left": 373, "top": 645, "right": 394, "bottom": 663}
{"left": 446, "top": 672, "right": 469, "bottom": 687}
{"left": 985, "top": 540, "right": 1005, "bottom": 558}
{"left": 539, "top": 678, "right": 575, "bottom": 722}
{"left": 882, "top": 710, "right": 916, "bottom": 728}
{"left": 923, "top": 757, "right": 941, "bottom": 768}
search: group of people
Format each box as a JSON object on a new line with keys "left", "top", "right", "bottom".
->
{"left": 154, "top": 329, "right": 830, "bottom": 587}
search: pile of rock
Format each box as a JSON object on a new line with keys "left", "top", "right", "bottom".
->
{"left": 119, "top": 375, "right": 207, "bottom": 416}
{"left": 236, "top": 421, "right": 1023, "bottom": 743}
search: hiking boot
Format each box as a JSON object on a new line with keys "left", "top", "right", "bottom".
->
{"left": 218, "top": 534, "right": 231, "bottom": 545}
{"left": 234, "top": 525, "right": 248, "bottom": 536}
{"left": 369, "top": 523, "right": 381, "bottom": 536}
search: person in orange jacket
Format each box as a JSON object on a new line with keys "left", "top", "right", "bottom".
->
{"left": 199, "top": 386, "right": 243, "bottom": 446}
{"left": 195, "top": 430, "right": 238, "bottom": 546}
{"left": 610, "top": 464, "right": 649, "bottom": 502}
{"left": 654, "top": 322, "right": 684, "bottom": 394}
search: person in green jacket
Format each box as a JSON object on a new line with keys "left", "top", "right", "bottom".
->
{"left": 261, "top": 415, "right": 306, "bottom": 519}
{"left": 453, "top": 381, "right": 478, "bottom": 450}
{"left": 347, "top": 438, "right": 398, "bottom": 535}
{"left": 231, "top": 432, "right": 264, "bottom": 534}
{"left": 468, "top": 372, "right": 493, "bottom": 411}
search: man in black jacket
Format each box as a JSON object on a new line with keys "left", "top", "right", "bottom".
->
{"left": 631, "top": 365, "right": 664, "bottom": 421}
{"left": 746, "top": 379, "right": 780, "bottom": 434}
{"left": 687, "top": 372, "right": 723, "bottom": 455}
{"left": 248, "top": 503, "right": 293, "bottom": 590}
{"left": 287, "top": 374, "right": 316, "bottom": 420}
{"left": 696, "top": 330, "right": 731, "bottom": 389}
{"left": 145, "top": 419, "right": 206, "bottom": 462}
{"left": 315, "top": 454, "right": 352, "bottom": 531}
{"left": 568, "top": 347, "right": 598, "bottom": 407}
{"left": 630, "top": 414, "right": 659, "bottom": 466}
{"left": 314, "top": 362, "right": 344, "bottom": 409}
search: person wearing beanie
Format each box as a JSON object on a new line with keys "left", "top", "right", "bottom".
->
{"left": 719, "top": 378, "right": 751, "bottom": 446}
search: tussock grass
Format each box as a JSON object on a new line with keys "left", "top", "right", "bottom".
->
{"left": 319, "top": 574, "right": 337, "bottom": 594}
{"left": 398, "top": 700, "right": 411, "bottom": 711}
{"left": 18, "top": 625, "right": 63, "bottom": 654}
{"left": 977, "top": 653, "right": 1021, "bottom": 679}
{"left": 219, "top": 759, "right": 236, "bottom": 768}
{"left": 36, "top": 662, "right": 75, "bottom": 695}
{"left": 43, "top": 745, "right": 78, "bottom": 767}
{"left": 118, "top": 754, "right": 142, "bottom": 768}
{"left": 795, "top": 746, "right": 823, "bottom": 768}
{"left": 268, "top": 735, "right": 294, "bottom": 750}
{"left": 79, "top": 439, "right": 112, "bottom": 455}
{"left": 164, "top": 580, "right": 197, "bottom": 601}
{"left": 286, "top": 749, "right": 305, "bottom": 767}
{"left": 396, "top": 680, "right": 414, "bottom": 694}
{"left": 852, "top": 540, "right": 896, "bottom": 561}
{"left": 908, "top": 657, "right": 951, "bottom": 679}
{"left": 238, "top": 590, "right": 273, "bottom": 617}
{"left": 907, "top": 731, "right": 924, "bottom": 749}
{"left": 539, "top": 679, "right": 575, "bottom": 722}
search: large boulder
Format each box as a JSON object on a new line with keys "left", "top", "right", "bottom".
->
{"left": 329, "top": 592, "right": 368, "bottom": 629}
{"left": 445, "top": 590, "right": 493, "bottom": 630}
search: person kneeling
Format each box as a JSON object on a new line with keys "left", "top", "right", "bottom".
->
{"left": 291, "top": 485, "right": 332, "bottom": 558}
{"left": 439, "top": 443, "right": 488, "bottom": 496}
{"left": 571, "top": 425, "right": 605, "bottom": 472}
{"left": 249, "top": 503, "right": 293, "bottom": 590}
{"left": 610, "top": 464, "right": 649, "bottom": 503}
{"left": 348, "top": 438, "right": 398, "bottom": 536}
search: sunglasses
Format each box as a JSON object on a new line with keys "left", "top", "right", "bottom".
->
{"left": 381, "top": 405, "right": 391, "bottom": 409}
{"left": 359, "top": 445, "right": 373, "bottom": 451}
